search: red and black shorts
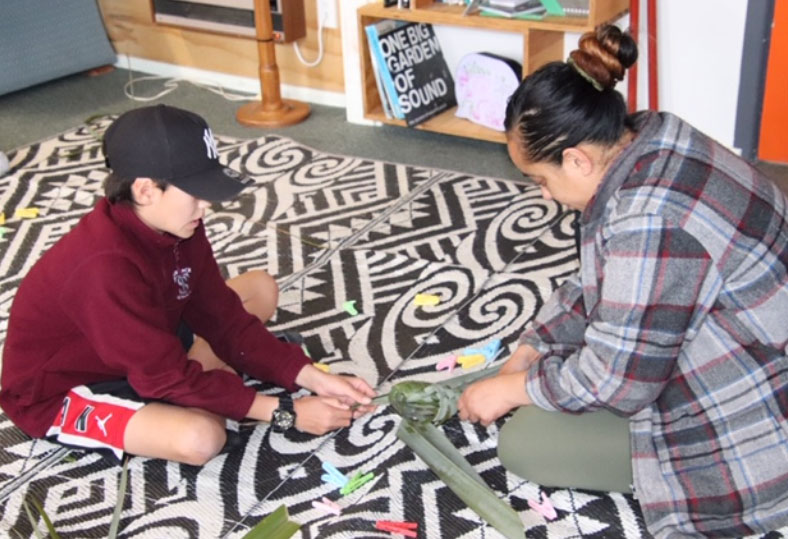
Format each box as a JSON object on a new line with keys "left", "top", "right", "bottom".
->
{"left": 44, "top": 323, "right": 193, "bottom": 459}
{"left": 45, "top": 380, "right": 149, "bottom": 460}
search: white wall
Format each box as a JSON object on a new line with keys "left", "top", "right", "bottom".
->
{"left": 644, "top": 0, "right": 747, "bottom": 149}
{"left": 341, "top": 0, "right": 749, "bottom": 149}
{"left": 342, "top": 0, "right": 376, "bottom": 124}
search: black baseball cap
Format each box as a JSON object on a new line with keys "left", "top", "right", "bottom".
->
{"left": 102, "top": 105, "right": 249, "bottom": 202}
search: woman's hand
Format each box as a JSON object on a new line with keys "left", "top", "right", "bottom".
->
{"left": 499, "top": 344, "right": 541, "bottom": 375}
{"left": 293, "top": 396, "right": 354, "bottom": 435}
{"left": 457, "top": 372, "right": 532, "bottom": 426}
{"left": 295, "top": 365, "right": 377, "bottom": 418}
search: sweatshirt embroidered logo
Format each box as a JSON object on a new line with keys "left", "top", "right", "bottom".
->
{"left": 173, "top": 267, "right": 192, "bottom": 300}
{"left": 203, "top": 128, "right": 218, "bottom": 160}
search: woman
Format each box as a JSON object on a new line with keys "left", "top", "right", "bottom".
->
{"left": 458, "top": 24, "right": 788, "bottom": 538}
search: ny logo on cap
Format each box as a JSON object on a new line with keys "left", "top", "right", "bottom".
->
{"left": 203, "top": 128, "right": 218, "bottom": 160}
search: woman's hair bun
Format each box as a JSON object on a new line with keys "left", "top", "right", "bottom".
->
{"left": 567, "top": 24, "right": 638, "bottom": 90}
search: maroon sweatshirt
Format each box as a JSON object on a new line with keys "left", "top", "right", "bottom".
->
{"left": 0, "top": 198, "right": 311, "bottom": 437}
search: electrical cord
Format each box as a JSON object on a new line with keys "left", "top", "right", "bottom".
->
{"left": 122, "top": 56, "right": 257, "bottom": 103}
{"left": 292, "top": 13, "right": 325, "bottom": 67}
{"left": 122, "top": 7, "right": 326, "bottom": 102}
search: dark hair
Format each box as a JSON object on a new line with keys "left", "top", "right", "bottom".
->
{"left": 104, "top": 172, "right": 169, "bottom": 204}
{"left": 504, "top": 24, "right": 638, "bottom": 165}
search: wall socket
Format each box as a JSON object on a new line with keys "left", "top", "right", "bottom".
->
{"left": 316, "top": 0, "right": 338, "bottom": 29}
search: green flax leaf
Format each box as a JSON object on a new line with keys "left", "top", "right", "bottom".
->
{"left": 397, "top": 420, "right": 524, "bottom": 539}
{"left": 411, "top": 421, "right": 486, "bottom": 485}
{"left": 242, "top": 504, "right": 300, "bottom": 539}
{"left": 22, "top": 502, "right": 45, "bottom": 539}
{"left": 108, "top": 457, "right": 130, "bottom": 539}
{"left": 367, "top": 365, "right": 502, "bottom": 413}
{"left": 433, "top": 364, "right": 502, "bottom": 392}
{"left": 25, "top": 497, "right": 60, "bottom": 539}
{"left": 381, "top": 365, "right": 502, "bottom": 425}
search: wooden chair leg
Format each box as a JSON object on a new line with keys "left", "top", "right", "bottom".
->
{"left": 237, "top": 0, "right": 310, "bottom": 127}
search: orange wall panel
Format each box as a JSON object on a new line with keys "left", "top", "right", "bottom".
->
{"left": 759, "top": 0, "right": 788, "bottom": 162}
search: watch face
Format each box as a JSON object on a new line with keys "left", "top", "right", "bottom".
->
{"left": 272, "top": 409, "right": 295, "bottom": 431}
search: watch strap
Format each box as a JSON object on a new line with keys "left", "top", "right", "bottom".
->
{"left": 278, "top": 394, "right": 294, "bottom": 412}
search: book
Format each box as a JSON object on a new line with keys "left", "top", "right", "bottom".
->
{"left": 480, "top": 3, "right": 546, "bottom": 18}
{"left": 539, "top": 0, "right": 589, "bottom": 16}
{"left": 372, "top": 22, "right": 457, "bottom": 127}
{"left": 366, "top": 20, "right": 406, "bottom": 119}
{"left": 487, "top": 0, "right": 538, "bottom": 8}
{"left": 466, "top": 0, "right": 546, "bottom": 19}
{"left": 367, "top": 37, "right": 394, "bottom": 119}
{"left": 463, "top": 0, "right": 483, "bottom": 15}
{"left": 560, "top": 0, "right": 590, "bottom": 16}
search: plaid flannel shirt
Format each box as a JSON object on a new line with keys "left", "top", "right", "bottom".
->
{"left": 520, "top": 112, "right": 788, "bottom": 537}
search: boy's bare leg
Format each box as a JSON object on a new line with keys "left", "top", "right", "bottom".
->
{"left": 124, "top": 270, "right": 279, "bottom": 464}
{"left": 188, "top": 270, "right": 279, "bottom": 373}
{"left": 125, "top": 278, "right": 279, "bottom": 466}
{"left": 124, "top": 403, "right": 226, "bottom": 465}
{"left": 226, "top": 269, "right": 279, "bottom": 322}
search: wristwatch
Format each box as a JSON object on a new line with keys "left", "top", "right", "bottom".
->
{"left": 271, "top": 394, "right": 296, "bottom": 432}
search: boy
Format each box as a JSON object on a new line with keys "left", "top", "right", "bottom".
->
{"left": 0, "top": 105, "right": 375, "bottom": 465}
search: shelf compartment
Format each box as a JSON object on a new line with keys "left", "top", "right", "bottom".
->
{"left": 360, "top": 2, "right": 607, "bottom": 33}
{"left": 357, "top": 0, "right": 629, "bottom": 144}
{"left": 366, "top": 105, "right": 507, "bottom": 143}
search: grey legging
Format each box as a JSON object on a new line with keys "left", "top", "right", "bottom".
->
{"left": 498, "top": 406, "right": 633, "bottom": 494}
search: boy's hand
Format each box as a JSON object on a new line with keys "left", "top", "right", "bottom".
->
{"left": 457, "top": 372, "right": 532, "bottom": 426}
{"left": 295, "top": 365, "right": 377, "bottom": 418}
{"left": 293, "top": 396, "right": 353, "bottom": 435}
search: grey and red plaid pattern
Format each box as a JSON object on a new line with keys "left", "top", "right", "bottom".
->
{"left": 521, "top": 112, "right": 788, "bottom": 538}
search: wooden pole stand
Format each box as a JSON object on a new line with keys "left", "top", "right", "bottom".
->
{"left": 237, "top": 0, "right": 310, "bottom": 128}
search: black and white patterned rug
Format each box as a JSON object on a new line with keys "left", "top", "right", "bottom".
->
{"left": 0, "top": 116, "right": 651, "bottom": 538}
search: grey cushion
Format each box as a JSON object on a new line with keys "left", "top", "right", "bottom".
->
{"left": 0, "top": 0, "right": 116, "bottom": 96}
